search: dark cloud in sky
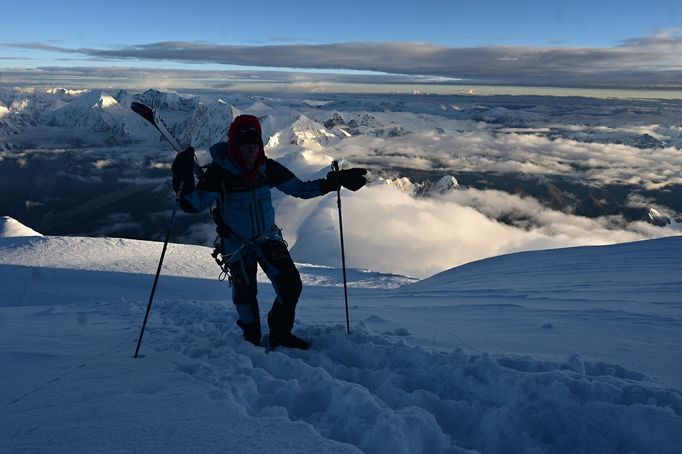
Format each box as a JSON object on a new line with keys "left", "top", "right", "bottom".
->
{"left": 5, "top": 33, "right": 682, "bottom": 89}
{"left": 0, "top": 65, "right": 463, "bottom": 90}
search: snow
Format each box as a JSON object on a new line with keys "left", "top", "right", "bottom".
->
{"left": 2, "top": 88, "right": 681, "bottom": 275}
{"left": 2, "top": 87, "right": 682, "bottom": 451}
{"left": 276, "top": 114, "right": 340, "bottom": 149}
{"left": 0, "top": 216, "right": 42, "bottom": 237}
{"left": 1, "top": 217, "right": 681, "bottom": 453}
{"left": 45, "top": 88, "right": 88, "bottom": 96}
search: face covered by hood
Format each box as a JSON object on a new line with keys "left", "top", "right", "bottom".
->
{"left": 226, "top": 114, "right": 266, "bottom": 180}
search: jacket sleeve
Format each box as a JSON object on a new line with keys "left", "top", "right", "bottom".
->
{"left": 266, "top": 159, "right": 330, "bottom": 199}
{"left": 178, "top": 163, "right": 221, "bottom": 213}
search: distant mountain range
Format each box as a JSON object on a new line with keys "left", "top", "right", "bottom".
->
{"left": 1, "top": 87, "right": 680, "bottom": 255}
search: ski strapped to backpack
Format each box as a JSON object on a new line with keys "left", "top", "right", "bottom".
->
{"left": 131, "top": 101, "right": 204, "bottom": 179}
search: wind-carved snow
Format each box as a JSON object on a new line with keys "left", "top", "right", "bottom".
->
{"left": 1, "top": 219, "right": 680, "bottom": 453}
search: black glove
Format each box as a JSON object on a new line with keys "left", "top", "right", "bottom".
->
{"left": 171, "top": 147, "right": 196, "bottom": 194}
{"left": 325, "top": 168, "right": 367, "bottom": 192}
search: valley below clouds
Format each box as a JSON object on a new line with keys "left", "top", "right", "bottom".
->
{"left": 1, "top": 87, "right": 680, "bottom": 277}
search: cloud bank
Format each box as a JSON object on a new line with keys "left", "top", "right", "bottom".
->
{"left": 0, "top": 66, "right": 450, "bottom": 91}
{"left": 2, "top": 87, "right": 680, "bottom": 278}
{"left": 282, "top": 183, "right": 665, "bottom": 278}
{"left": 5, "top": 31, "right": 682, "bottom": 89}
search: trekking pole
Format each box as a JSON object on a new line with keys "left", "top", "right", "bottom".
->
{"left": 332, "top": 160, "right": 351, "bottom": 334}
{"left": 133, "top": 186, "right": 182, "bottom": 358}
{"left": 130, "top": 101, "right": 199, "bottom": 358}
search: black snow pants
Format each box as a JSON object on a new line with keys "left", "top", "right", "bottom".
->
{"left": 228, "top": 239, "right": 302, "bottom": 340}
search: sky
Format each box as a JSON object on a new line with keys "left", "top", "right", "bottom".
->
{"left": 2, "top": 1, "right": 682, "bottom": 91}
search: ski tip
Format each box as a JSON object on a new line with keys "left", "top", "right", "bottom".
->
{"left": 130, "top": 102, "right": 154, "bottom": 121}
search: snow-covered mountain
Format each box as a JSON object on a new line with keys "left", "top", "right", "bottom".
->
{"left": 648, "top": 207, "right": 672, "bottom": 227}
{"left": 383, "top": 174, "right": 461, "bottom": 197}
{"left": 0, "top": 101, "right": 10, "bottom": 119}
{"left": 1, "top": 87, "right": 682, "bottom": 278}
{"left": 0, "top": 215, "right": 42, "bottom": 237}
{"left": 268, "top": 113, "right": 340, "bottom": 149}
{"left": 0, "top": 101, "right": 17, "bottom": 137}
{"left": 46, "top": 90, "right": 130, "bottom": 134}
{"left": 178, "top": 99, "right": 237, "bottom": 149}
{"left": 133, "top": 88, "right": 198, "bottom": 113}
{"left": 1, "top": 218, "right": 680, "bottom": 453}
{"left": 323, "top": 110, "right": 410, "bottom": 137}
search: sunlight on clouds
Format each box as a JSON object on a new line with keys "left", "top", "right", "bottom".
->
{"left": 3, "top": 87, "right": 680, "bottom": 280}
{"left": 284, "top": 184, "right": 668, "bottom": 278}
{"left": 333, "top": 123, "right": 682, "bottom": 188}
{"left": 7, "top": 32, "right": 682, "bottom": 89}
{"left": 263, "top": 103, "right": 682, "bottom": 278}
{"left": 93, "top": 159, "right": 114, "bottom": 170}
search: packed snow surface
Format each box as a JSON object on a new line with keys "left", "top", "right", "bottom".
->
{"left": 1, "top": 220, "right": 681, "bottom": 453}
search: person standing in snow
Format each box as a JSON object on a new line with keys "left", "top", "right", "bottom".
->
{"left": 171, "top": 114, "right": 367, "bottom": 350}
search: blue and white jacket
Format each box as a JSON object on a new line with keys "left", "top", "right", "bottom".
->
{"left": 180, "top": 142, "right": 329, "bottom": 254}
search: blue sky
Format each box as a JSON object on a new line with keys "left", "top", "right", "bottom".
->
{"left": 5, "top": 0, "right": 679, "bottom": 47}
{"left": 2, "top": 0, "right": 681, "bottom": 90}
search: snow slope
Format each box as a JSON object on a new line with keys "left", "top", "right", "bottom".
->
{"left": 1, "top": 221, "right": 681, "bottom": 453}
{"left": 0, "top": 216, "right": 42, "bottom": 237}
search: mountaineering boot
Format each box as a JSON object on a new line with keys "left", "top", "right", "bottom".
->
{"left": 269, "top": 332, "right": 309, "bottom": 351}
{"left": 267, "top": 308, "right": 307, "bottom": 350}
{"left": 237, "top": 320, "right": 262, "bottom": 347}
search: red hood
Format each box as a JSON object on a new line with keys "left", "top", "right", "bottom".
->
{"left": 226, "top": 114, "right": 266, "bottom": 178}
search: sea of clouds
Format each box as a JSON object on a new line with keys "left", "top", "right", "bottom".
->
{"left": 1, "top": 88, "right": 681, "bottom": 277}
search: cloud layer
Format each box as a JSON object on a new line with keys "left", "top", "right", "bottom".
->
{"left": 2, "top": 87, "right": 680, "bottom": 278}
{"left": 5, "top": 31, "right": 682, "bottom": 89}
{"left": 284, "top": 183, "right": 666, "bottom": 278}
